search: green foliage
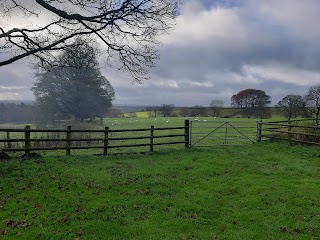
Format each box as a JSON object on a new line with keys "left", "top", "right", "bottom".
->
{"left": 1, "top": 143, "right": 320, "bottom": 239}
{"left": 32, "top": 38, "right": 115, "bottom": 122}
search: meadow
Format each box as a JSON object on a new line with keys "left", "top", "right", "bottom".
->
{"left": 1, "top": 142, "right": 320, "bottom": 239}
{"left": 0, "top": 116, "right": 271, "bottom": 156}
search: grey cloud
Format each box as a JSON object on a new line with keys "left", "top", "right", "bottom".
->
{"left": 1, "top": 0, "right": 320, "bottom": 107}
{"left": 0, "top": 63, "right": 35, "bottom": 87}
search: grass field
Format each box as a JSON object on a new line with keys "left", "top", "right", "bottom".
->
{"left": 0, "top": 117, "right": 261, "bottom": 154}
{"left": 0, "top": 116, "right": 297, "bottom": 155}
{"left": 1, "top": 142, "right": 320, "bottom": 239}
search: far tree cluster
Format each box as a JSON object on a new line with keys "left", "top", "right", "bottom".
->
{"left": 276, "top": 95, "right": 307, "bottom": 121}
{"left": 229, "top": 86, "right": 320, "bottom": 123}
{"left": 231, "top": 89, "right": 271, "bottom": 118}
{"left": 144, "top": 104, "right": 225, "bottom": 118}
{"left": 275, "top": 84, "right": 320, "bottom": 125}
{"left": 0, "top": 102, "right": 37, "bottom": 124}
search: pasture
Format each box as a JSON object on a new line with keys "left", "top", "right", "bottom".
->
{"left": 1, "top": 142, "right": 320, "bottom": 239}
{"left": 0, "top": 117, "right": 265, "bottom": 156}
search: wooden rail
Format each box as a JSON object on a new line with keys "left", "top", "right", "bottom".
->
{"left": 0, "top": 120, "right": 190, "bottom": 155}
{"left": 257, "top": 119, "right": 320, "bottom": 146}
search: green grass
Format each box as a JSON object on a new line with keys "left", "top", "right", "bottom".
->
{"left": 1, "top": 142, "right": 320, "bottom": 239}
{"left": 0, "top": 117, "right": 259, "bottom": 154}
{"left": 123, "top": 112, "right": 149, "bottom": 117}
{"left": 0, "top": 116, "right": 311, "bottom": 156}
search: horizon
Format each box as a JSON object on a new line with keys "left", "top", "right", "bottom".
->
{"left": 1, "top": 0, "right": 320, "bottom": 106}
{"left": 0, "top": 99, "right": 285, "bottom": 109}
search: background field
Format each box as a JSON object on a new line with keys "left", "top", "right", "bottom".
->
{"left": 0, "top": 115, "right": 294, "bottom": 157}
{"left": 1, "top": 142, "right": 320, "bottom": 239}
{"left": 0, "top": 117, "right": 274, "bottom": 155}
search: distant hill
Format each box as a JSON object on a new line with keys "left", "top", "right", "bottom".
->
{"left": 112, "top": 104, "right": 147, "bottom": 113}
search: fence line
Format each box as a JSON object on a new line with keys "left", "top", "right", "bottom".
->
{"left": 2, "top": 118, "right": 318, "bottom": 155}
{"left": 0, "top": 120, "right": 190, "bottom": 155}
{"left": 257, "top": 119, "right": 320, "bottom": 146}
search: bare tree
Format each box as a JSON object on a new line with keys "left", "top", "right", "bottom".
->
{"left": 209, "top": 99, "right": 224, "bottom": 117}
{"left": 146, "top": 105, "right": 160, "bottom": 117}
{"left": 160, "top": 104, "right": 174, "bottom": 117}
{"left": 190, "top": 105, "right": 207, "bottom": 117}
{"left": 305, "top": 84, "right": 320, "bottom": 125}
{"left": 276, "top": 95, "right": 306, "bottom": 121}
{"left": 179, "top": 107, "right": 190, "bottom": 117}
{"left": 0, "top": 0, "right": 177, "bottom": 82}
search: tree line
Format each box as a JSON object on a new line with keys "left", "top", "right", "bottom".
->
{"left": 0, "top": 102, "right": 37, "bottom": 124}
{"left": 229, "top": 86, "right": 320, "bottom": 124}
{"left": 142, "top": 86, "right": 319, "bottom": 122}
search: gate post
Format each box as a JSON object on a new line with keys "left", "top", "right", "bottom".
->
{"left": 257, "top": 120, "right": 262, "bottom": 142}
{"left": 150, "top": 125, "right": 154, "bottom": 152}
{"left": 24, "top": 125, "right": 31, "bottom": 155}
{"left": 184, "top": 120, "right": 190, "bottom": 148}
{"left": 66, "top": 126, "right": 71, "bottom": 156}
{"left": 6, "top": 131, "right": 12, "bottom": 149}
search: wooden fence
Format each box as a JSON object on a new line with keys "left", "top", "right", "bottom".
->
{"left": 257, "top": 119, "right": 320, "bottom": 146}
{"left": 0, "top": 120, "right": 190, "bottom": 155}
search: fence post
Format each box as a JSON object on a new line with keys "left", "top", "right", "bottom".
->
{"left": 24, "top": 125, "right": 31, "bottom": 155}
{"left": 104, "top": 127, "right": 109, "bottom": 156}
{"left": 257, "top": 120, "right": 262, "bottom": 142}
{"left": 66, "top": 126, "right": 71, "bottom": 156}
{"left": 184, "top": 120, "right": 190, "bottom": 148}
{"left": 150, "top": 125, "right": 154, "bottom": 152}
{"left": 6, "top": 131, "right": 12, "bottom": 149}
{"left": 288, "top": 120, "right": 292, "bottom": 145}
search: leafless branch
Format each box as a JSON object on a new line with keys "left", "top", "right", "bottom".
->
{"left": 0, "top": 0, "right": 177, "bottom": 82}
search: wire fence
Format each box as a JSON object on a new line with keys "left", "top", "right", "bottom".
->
{"left": 190, "top": 119, "right": 257, "bottom": 147}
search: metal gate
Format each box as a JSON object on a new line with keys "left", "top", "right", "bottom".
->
{"left": 190, "top": 119, "right": 257, "bottom": 147}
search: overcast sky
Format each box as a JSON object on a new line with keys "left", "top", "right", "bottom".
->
{"left": 1, "top": 0, "right": 320, "bottom": 106}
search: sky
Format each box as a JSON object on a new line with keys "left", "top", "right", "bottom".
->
{"left": 1, "top": 0, "right": 320, "bottom": 106}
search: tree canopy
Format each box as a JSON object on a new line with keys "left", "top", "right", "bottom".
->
{"left": 0, "top": 0, "right": 178, "bottom": 82}
{"left": 276, "top": 95, "right": 306, "bottom": 121}
{"left": 231, "top": 89, "right": 271, "bottom": 118}
{"left": 32, "top": 39, "right": 115, "bottom": 122}
{"left": 305, "top": 84, "right": 320, "bottom": 125}
{"left": 210, "top": 99, "right": 224, "bottom": 117}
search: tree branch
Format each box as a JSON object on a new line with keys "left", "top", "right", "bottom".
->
{"left": 0, "top": 0, "right": 178, "bottom": 82}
